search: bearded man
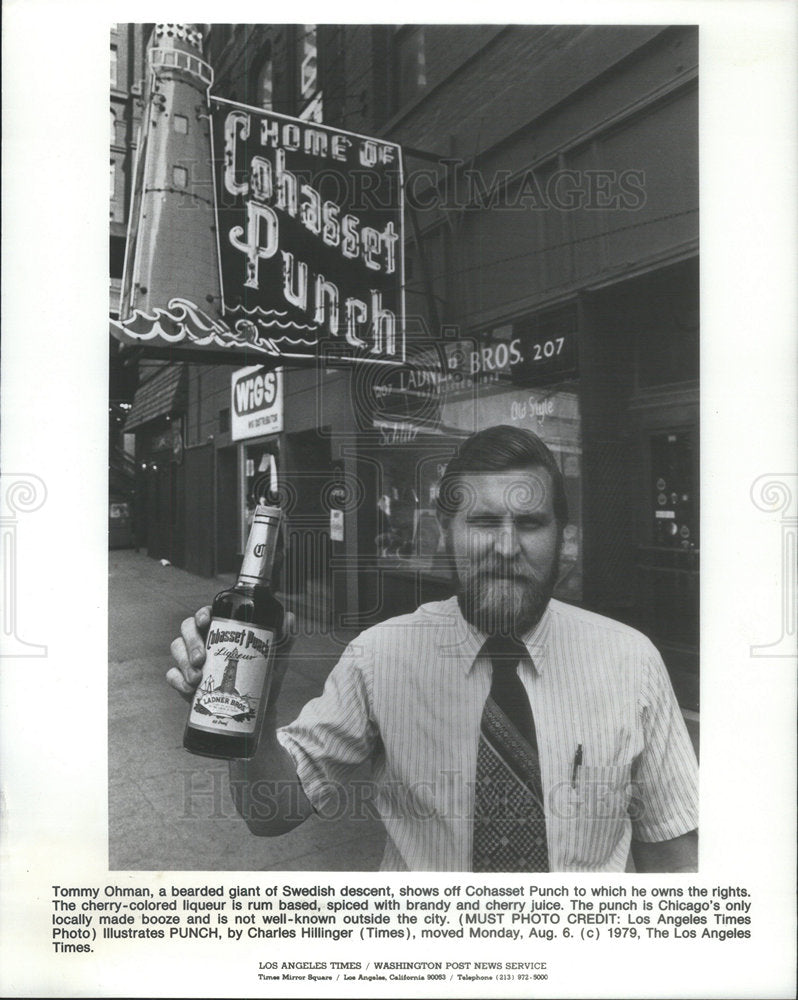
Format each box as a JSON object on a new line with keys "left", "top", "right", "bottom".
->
{"left": 168, "top": 425, "right": 698, "bottom": 872}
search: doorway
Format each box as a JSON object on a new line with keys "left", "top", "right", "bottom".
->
{"left": 634, "top": 420, "right": 699, "bottom": 710}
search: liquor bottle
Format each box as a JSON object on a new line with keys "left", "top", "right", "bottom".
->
{"left": 184, "top": 505, "right": 284, "bottom": 759}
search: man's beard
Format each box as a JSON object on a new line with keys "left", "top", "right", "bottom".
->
{"left": 456, "top": 555, "right": 559, "bottom": 638}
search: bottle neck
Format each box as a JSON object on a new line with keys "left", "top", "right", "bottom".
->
{"left": 237, "top": 506, "right": 281, "bottom": 588}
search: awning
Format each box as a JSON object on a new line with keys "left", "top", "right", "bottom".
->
{"left": 124, "top": 364, "right": 187, "bottom": 431}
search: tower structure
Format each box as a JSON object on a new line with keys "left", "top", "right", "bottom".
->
{"left": 218, "top": 655, "right": 240, "bottom": 695}
{"left": 121, "top": 23, "right": 222, "bottom": 322}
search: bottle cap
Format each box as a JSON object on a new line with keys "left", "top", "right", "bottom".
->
{"left": 239, "top": 506, "right": 282, "bottom": 586}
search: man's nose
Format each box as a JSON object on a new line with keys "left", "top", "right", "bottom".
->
{"left": 491, "top": 519, "right": 520, "bottom": 558}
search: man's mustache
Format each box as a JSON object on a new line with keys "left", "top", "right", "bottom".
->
{"left": 467, "top": 562, "right": 539, "bottom": 582}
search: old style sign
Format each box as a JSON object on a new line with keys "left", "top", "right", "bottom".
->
{"left": 215, "top": 101, "right": 404, "bottom": 362}
{"left": 110, "top": 26, "right": 404, "bottom": 367}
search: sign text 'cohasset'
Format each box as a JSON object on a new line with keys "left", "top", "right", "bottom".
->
{"left": 222, "top": 111, "right": 400, "bottom": 355}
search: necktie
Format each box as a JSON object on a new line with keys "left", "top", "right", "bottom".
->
{"left": 472, "top": 636, "right": 549, "bottom": 872}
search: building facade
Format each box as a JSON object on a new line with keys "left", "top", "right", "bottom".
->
{"left": 109, "top": 23, "right": 149, "bottom": 524}
{"left": 120, "top": 24, "right": 699, "bottom": 708}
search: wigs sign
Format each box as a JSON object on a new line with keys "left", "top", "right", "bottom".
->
{"left": 110, "top": 31, "right": 404, "bottom": 367}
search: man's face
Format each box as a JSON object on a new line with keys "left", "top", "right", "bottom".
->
{"left": 447, "top": 466, "right": 561, "bottom": 637}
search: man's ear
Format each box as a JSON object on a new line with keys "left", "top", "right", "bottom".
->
{"left": 554, "top": 524, "right": 566, "bottom": 584}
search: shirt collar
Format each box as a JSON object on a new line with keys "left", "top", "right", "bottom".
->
{"left": 444, "top": 596, "right": 552, "bottom": 676}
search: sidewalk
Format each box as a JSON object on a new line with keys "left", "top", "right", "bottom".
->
{"left": 109, "top": 548, "right": 386, "bottom": 871}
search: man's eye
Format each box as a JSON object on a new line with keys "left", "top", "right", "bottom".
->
{"left": 466, "top": 516, "right": 502, "bottom": 528}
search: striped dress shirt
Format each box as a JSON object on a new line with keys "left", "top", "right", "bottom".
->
{"left": 277, "top": 596, "right": 698, "bottom": 871}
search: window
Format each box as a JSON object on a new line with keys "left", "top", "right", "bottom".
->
{"left": 298, "top": 25, "right": 318, "bottom": 104}
{"left": 110, "top": 236, "right": 126, "bottom": 279}
{"left": 110, "top": 45, "right": 118, "bottom": 87}
{"left": 369, "top": 440, "right": 448, "bottom": 563}
{"left": 110, "top": 160, "right": 116, "bottom": 197}
{"left": 296, "top": 24, "right": 322, "bottom": 120}
{"left": 393, "top": 26, "right": 427, "bottom": 110}
{"left": 173, "top": 114, "right": 188, "bottom": 134}
{"left": 172, "top": 166, "right": 188, "bottom": 189}
{"left": 255, "top": 48, "right": 273, "bottom": 110}
{"left": 110, "top": 109, "right": 117, "bottom": 144}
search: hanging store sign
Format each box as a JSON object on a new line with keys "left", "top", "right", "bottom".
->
{"left": 213, "top": 101, "right": 404, "bottom": 363}
{"left": 231, "top": 366, "right": 284, "bottom": 441}
{"left": 110, "top": 27, "right": 404, "bottom": 367}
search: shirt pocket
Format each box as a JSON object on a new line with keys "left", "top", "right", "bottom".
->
{"left": 558, "top": 764, "right": 633, "bottom": 870}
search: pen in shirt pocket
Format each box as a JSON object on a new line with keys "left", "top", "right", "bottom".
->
{"left": 571, "top": 743, "right": 583, "bottom": 788}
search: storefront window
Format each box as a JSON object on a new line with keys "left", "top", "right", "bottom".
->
{"left": 370, "top": 430, "right": 456, "bottom": 564}
{"left": 242, "top": 439, "right": 279, "bottom": 540}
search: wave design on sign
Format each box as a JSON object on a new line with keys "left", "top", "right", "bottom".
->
{"left": 226, "top": 302, "right": 308, "bottom": 321}
{"left": 110, "top": 297, "right": 323, "bottom": 355}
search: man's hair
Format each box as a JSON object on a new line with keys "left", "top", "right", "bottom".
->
{"left": 436, "top": 424, "right": 568, "bottom": 528}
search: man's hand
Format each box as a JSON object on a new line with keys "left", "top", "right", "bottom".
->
{"left": 167, "top": 605, "right": 212, "bottom": 699}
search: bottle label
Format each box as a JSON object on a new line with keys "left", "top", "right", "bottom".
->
{"left": 188, "top": 616, "right": 276, "bottom": 735}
